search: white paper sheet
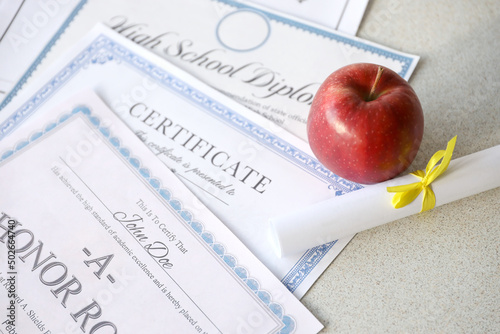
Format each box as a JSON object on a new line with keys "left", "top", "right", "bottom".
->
{"left": 0, "top": 90, "right": 323, "bottom": 333}
{"left": 0, "top": 24, "right": 361, "bottom": 298}
{"left": 337, "top": 0, "right": 370, "bottom": 35}
{"left": 0, "top": 0, "right": 86, "bottom": 102}
{"left": 243, "top": 0, "right": 348, "bottom": 32}
{"left": 0, "top": 0, "right": 25, "bottom": 41}
{"left": 7, "top": 0, "right": 418, "bottom": 142}
{"left": 270, "top": 144, "right": 500, "bottom": 257}
{"left": 244, "top": 0, "right": 369, "bottom": 35}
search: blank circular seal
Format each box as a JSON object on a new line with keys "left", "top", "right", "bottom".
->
{"left": 216, "top": 9, "right": 271, "bottom": 52}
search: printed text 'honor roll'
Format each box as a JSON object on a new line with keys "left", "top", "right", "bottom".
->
{"left": 269, "top": 145, "right": 500, "bottom": 258}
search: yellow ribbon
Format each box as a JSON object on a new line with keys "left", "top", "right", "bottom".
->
{"left": 387, "top": 136, "right": 457, "bottom": 212}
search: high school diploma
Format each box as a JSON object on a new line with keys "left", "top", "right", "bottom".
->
{"left": 15, "top": 0, "right": 418, "bottom": 141}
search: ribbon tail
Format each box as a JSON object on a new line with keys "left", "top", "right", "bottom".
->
{"left": 420, "top": 185, "right": 436, "bottom": 212}
{"left": 390, "top": 187, "right": 423, "bottom": 209}
{"left": 427, "top": 136, "right": 458, "bottom": 184}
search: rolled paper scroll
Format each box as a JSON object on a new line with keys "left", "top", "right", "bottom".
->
{"left": 269, "top": 143, "right": 500, "bottom": 258}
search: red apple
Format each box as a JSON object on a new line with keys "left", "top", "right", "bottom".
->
{"left": 307, "top": 63, "right": 424, "bottom": 184}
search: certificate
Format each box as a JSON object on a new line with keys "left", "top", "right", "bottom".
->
{"left": 0, "top": 25, "right": 361, "bottom": 298}
{"left": 12, "top": 0, "right": 418, "bottom": 141}
{"left": 0, "top": 91, "right": 323, "bottom": 333}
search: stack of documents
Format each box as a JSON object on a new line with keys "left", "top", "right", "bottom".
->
{"left": 0, "top": 1, "right": 419, "bottom": 332}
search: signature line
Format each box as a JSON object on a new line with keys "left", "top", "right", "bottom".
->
{"left": 176, "top": 173, "right": 229, "bottom": 206}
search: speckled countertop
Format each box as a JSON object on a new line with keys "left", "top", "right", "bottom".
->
{"left": 301, "top": 1, "right": 500, "bottom": 333}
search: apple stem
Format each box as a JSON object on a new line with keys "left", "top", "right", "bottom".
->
{"left": 368, "top": 66, "right": 384, "bottom": 101}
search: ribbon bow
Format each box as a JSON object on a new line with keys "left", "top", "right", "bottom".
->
{"left": 387, "top": 136, "right": 457, "bottom": 212}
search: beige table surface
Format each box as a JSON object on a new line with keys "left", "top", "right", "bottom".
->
{"left": 301, "top": 1, "right": 500, "bottom": 333}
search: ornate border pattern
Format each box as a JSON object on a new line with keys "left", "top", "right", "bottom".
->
{"left": 281, "top": 241, "right": 337, "bottom": 293}
{"left": 214, "top": 0, "right": 415, "bottom": 78}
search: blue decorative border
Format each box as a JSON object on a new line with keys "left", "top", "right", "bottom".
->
{"left": 281, "top": 240, "right": 337, "bottom": 293}
{"left": 0, "top": 33, "right": 363, "bottom": 294}
{"left": 0, "top": 106, "right": 296, "bottom": 333}
{"left": 214, "top": 0, "right": 415, "bottom": 78}
{"left": 0, "top": 0, "right": 88, "bottom": 111}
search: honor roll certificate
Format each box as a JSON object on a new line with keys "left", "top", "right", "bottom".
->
{"left": 0, "top": 25, "right": 362, "bottom": 298}
{"left": 0, "top": 91, "right": 323, "bottom": 333}
{"left": 12, "top": 0, "right": 419, "bottom": 141}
